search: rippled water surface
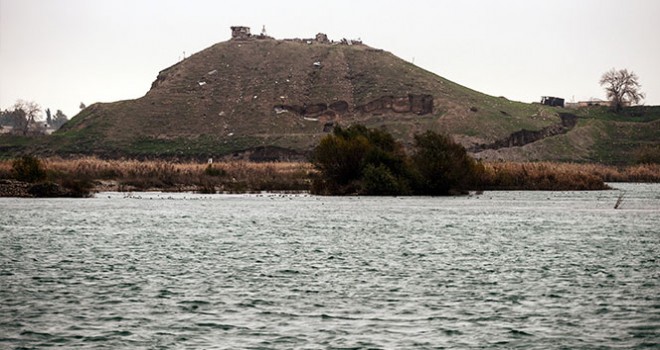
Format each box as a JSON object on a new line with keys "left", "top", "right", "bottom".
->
{"left": 1, "top": 183, "right": 659, "bottom": 349}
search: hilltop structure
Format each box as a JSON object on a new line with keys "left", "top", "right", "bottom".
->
{"left": 540, "top": 96, "right": 565, "bottom": 108}
{"left": 230, "top": 26, "right": 360, "bottom": 46}
{"left": 230, "top": 26, "right": 251, "bottom": 39}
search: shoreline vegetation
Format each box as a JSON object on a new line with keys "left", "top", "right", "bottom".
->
{"left": 0, "top": 156, "right": 658, "bottom": 198}
{"left": 0, "top": 125, "right": 657, "bottom": 197}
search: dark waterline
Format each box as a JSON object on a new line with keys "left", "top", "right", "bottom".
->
{"left": 1, "top": 184, "right": 659, "bottom": 349}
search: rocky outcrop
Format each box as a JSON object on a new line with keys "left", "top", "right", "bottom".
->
{"left": 0, "top": 180, "right": 31, "bottom": 197}
{"left": 470, "top": 113, "right": 578, "bottom": 152}
{"left": 0, "top": 179, "right": 92, "bottom": 198}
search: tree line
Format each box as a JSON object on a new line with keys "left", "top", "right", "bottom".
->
{"left": 0, "top": 100, "right": 70, "bottom": 135}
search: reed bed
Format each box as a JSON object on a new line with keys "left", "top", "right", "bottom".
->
{"left": 0, "top": 157, "right": 657, "bottom": 194}
{"left": 0, "top": 157, "right": 314, "bottom": 193}
{"left": 480, "top": 162, "right": 660, "bottom": 190}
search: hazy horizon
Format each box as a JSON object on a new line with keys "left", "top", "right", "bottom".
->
{"left": 1, "top": 0, "right": 659, "bottom": 119}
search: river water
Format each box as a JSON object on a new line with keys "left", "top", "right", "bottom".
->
{"left": 1, "top": 184, "right": 658, "bottom": 349}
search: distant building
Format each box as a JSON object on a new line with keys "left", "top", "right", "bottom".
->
{"left": 315, "top": 33, "right": 329, "bottom": 43}
{"left": 565, "top": 99, "right": 612, "bottom": 108}
{"left": 540, "top": 96, "right": 565, "bottom": 107}
{"left": 231, "top": 26, "right": 251, "bottom": 40}
{"left": 577, "top": 99, "right": 611, "bottom": 107}
{"left": 230, "top": 26, "right": 361, "bottom": 46}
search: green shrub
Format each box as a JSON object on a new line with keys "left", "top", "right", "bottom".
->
{"left": 311, "top": 127, "right": 370, "bottom": 186}
{"left": 411, "top": 131, "right": 482, "bottom": 195}
{"left": 12, "top": 155, "right": 46, "bottom": 183}
{"left": 362, "top": 164, "right": 406, "bottom": 195}
{"left": 311, "top": 125, "right": 409, "bottom": 195}
{"left": 311, "top": 125, "right": 482, "bottom": 196}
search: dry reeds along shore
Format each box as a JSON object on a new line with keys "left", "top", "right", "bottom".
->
{"left": 480, "top": 162, "right": 660, "bottom": 190}
{"left": 0, "top": 157, "right": 658, "bottom": 194}
{"left": 0, "top": 157, "right": 314, "bottom": 193}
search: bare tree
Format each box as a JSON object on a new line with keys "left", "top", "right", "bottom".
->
{"left": 599, "top": 68, "right": 645, "bottom": 111}
{"left": 12, "top": 100, "right": 42, "bottom": 135}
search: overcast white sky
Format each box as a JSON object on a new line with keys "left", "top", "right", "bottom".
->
{"left": 1, "top": 0, "right": 659, "bottom": 118}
